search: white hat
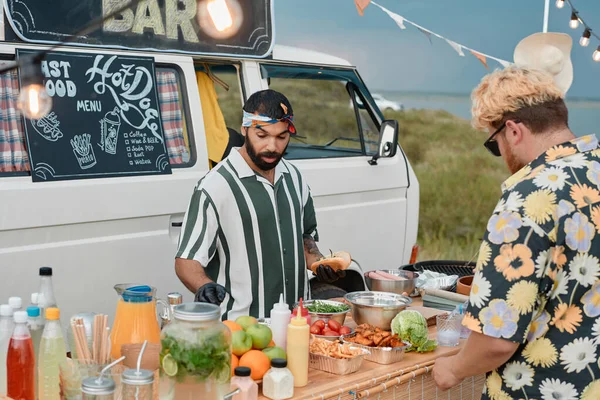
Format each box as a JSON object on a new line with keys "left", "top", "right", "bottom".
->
{"left": 513, "top": 32, "right": 573, "bottom": 95}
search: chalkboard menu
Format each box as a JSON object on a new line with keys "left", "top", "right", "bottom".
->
{"left": 5, "top": 0, "right": 273, "bottom": 58}
{"left": 17, "top": 49, "right": 172, "bottom": 182}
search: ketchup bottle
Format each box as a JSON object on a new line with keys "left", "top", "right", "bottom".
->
{"left": 290, "top": 298, "right": 311, "bottom": 325}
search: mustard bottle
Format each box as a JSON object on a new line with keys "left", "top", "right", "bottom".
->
{"left": 286, "top": 301, "right": 309, "bottom": 387}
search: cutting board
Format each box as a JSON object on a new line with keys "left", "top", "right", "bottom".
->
{"left": 408, "top": 306, "right": 448, "bottom": 326}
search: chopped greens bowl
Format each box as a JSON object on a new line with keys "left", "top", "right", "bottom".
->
{"left": 298, "top": 299, "right": 350, "bottom": 325}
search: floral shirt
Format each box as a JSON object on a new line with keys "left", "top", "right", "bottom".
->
{"left": 464, "top": 134, "right": 600, "bottom": 400}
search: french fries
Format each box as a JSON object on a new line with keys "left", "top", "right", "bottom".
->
{"left": 71, "top": 134, "right": 92, "bottom": 156}
{"left": 310, "top": 336, "right": 362, "bottom": 359}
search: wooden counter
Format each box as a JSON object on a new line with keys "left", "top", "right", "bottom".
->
{"left": 259, "top": 302, "right": 485, "bottom": 400}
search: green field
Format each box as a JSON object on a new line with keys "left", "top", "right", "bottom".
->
{"left": 213, "top": 73, "right": 506, "bottom": 262}
{"left": 384, "top": 108, "right": 506, "bottom": 262}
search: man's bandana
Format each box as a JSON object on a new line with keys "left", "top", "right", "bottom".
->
{"left": 242, "top": 103, "right": 296, "bottom": 135}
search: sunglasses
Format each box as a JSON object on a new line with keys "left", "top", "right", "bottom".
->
{"left": 483, "top": 119, "right": 520, "bottom": 157}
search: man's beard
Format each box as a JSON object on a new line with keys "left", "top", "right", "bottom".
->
{"left": 245, "top": 135, "right": 288, "bottom": 171}
{"left": 504, "top": 145, "right": 525, "bottom": 175}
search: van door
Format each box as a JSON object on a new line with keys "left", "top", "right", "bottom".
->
{"left": 256, "top": 63, "right": 417, "bottom": 276}
{"left": 0, "top": 47, "right": 208, "bottom": 322}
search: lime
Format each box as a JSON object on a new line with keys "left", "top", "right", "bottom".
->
{"left": 162, "top": 354, "right": 178, "bottom": 377}
{"left": 213, "top": 364, "right": 231, "bottom": 384}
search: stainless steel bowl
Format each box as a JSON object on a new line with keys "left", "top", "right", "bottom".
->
{"left": 295, "top": 299, "right": 349, "bottom": 325}
{"left": 364, "top": 270, "right": 419, "bottom": 295}
{"left": 344, "top": 291, "right": 412, "bottom": 330}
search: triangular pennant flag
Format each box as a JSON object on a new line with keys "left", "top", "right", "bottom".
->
{"left": 389, "top": 13, "right": 406, "bottom": 29}
{"left": 471, "top": 50, "right": 489, "bottom": 70}
{"left": 417, "top": 27, "right": 433, "bottom": 45}
{"left": 497, "top": 59, "right": 512, "bottom": 68}
{"left": 446, "top": 39, "right": 465, "bottom": 56}
{"left": 354, "top": 0, "right": 371, "bottom": 16}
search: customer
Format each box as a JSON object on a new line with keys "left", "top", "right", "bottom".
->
{"left": 432, "top": 66, "right": 600, "bottom": 399}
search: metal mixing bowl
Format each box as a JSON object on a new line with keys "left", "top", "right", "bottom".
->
{"left": 364, "top": 270, "right": 419, "bottom": 295}
{"left": 295, "top": 299, "right": 349, "bottom": 325}
{"left": 344, "top": 291, "right": 412, "bottom": 330}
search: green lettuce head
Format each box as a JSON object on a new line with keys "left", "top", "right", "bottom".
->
{"left": 390, "top": 310, "right": 437, "bottom": 353}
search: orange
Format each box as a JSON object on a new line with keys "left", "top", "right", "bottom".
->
{"left": 231, "top": 354, "right": 239, "bottom": 377}
{"left": 268, "top": 339, "right": 275, "bottom": 347}
{"left": 223, "top": 320, "right": 243, "bottom": 332}
{"left": 239, "top": 350, "right": 271, "bottom": 380}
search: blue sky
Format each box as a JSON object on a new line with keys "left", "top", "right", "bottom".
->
{"left": 275, "top": 0, "right": 600, "bottom": 99}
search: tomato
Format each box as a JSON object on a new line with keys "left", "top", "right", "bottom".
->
{"left": 310, "top": 325, "right": 322, "bottom": 335}
{"left": 322, "top": 330, "right": 339, "bottom": 337}
{"left": 312, "top": 320, "right": 326, "bottom": 330}
{"left": 327, "top": 320, "right": 341, "bottom": 332}
{"left": 339, "top": 326, "right": 352, "bottom": 336}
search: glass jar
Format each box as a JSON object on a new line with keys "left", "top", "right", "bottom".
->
{"left": 81, "top": 376, "right": 115, "bottom": 400}
{"left": 121, "top": 368, "right": 154, "bottom": 400}
{"left": 159, "top": 303, "right": 231, "bottom": 400}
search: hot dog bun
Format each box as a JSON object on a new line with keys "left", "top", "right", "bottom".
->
{"left": 310, "top": 251, "right": 352, "bottom": 274}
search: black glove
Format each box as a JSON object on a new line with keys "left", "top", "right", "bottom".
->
{"left": 315, "top": 265, "right": 346, "bottom": 283}
{"left": 194, "top": 282, "right": 227, "bottom": 305}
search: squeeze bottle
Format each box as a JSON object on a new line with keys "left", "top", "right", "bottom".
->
{"left": 286, "top": 306, "right": 309, "bottom": 387}
{"left": 270, "top": 294, "right": 291, "bottom": 350}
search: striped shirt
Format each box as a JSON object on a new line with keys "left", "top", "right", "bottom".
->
{"left": 176, "top": 148, "right": 318, "bottom": 320}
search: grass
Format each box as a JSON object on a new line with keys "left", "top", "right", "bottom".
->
{"left": 212, "top": 73, "right": 506, "bottom": 262}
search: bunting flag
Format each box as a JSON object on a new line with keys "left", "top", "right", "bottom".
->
{"left": 362, "top": 2, "right": 510, "bottom": 70}
{"left": 354, "top": 0, "right": 371, "bottom": 17}
{"left": 470, "top": 51, "right": 490, "bottom": 70}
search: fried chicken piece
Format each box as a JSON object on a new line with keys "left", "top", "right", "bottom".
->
{"left": 354, "top": 333, "right": 375, "bottom": 346}
{"left": 373, "top": 330, "right": 391, "bottom": 346}
{"left": 390, "top": 337, "right": 404, "bottom": 348}
{"left": 379, "top": 335, "right": 394, "bottom": 347}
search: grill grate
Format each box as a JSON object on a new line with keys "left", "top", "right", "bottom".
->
{"left": 399, "top": 260, "right": 475, "bottom": 292}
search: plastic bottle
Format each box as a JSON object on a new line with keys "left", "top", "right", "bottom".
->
{"left": 38, "top": 267, "right": 58, "bottom": 319}
{"left": 270, "top": 294, "right": 291, "bottom": 350}
{"left": 231, "top": 367, "right": 258, "bottom": 400}
{"left": 262, "top": 358, "right": 294, "bottom": 400}
{"left": 30, "top": 293, "right": 40, "bottom": 308}
{"left": 9, "top": 296, "right": 23, "bottom": 312}
{"left": 7, "top": 310, "right": 35, "bottom": 400}
{"left": 286, "top": 306, "right": 309, "bottom": 388}
{"left": 27, "top": 306, "right": 44, "bottom": 396}
{"left": 290, "top": 298, "right": 311, "bottom": 325}
{"left": 38, "top": 308, "right": 66, "bottom": 400}
{"left": 0, "top": 304, "right": 15, "bottom": 395}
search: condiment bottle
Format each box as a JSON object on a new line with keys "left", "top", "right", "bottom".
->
{"left": 81, "top": 376, "right": 116, "bottom": 400}
{"left": 7, "top": 311, "right": 35, "bottom": 400}
{"left": 231, "top": 367, "right": 258, "bottom": 400}
{"left": 286, "top": 306, "right": 309, "bottom": 387}
{"left": 290, "top": 298, "right": 311, "bottom": 325}
{"left": 262, "top": 358, "right": 294, "bottom": 400}
{"left": 270, "top": 294, "right": 290, "bottom": 350}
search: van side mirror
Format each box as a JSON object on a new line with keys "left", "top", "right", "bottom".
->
{"left": 369, "top": 120, "right": 399, "bottom": 165}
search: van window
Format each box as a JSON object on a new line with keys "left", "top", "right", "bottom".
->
{"left": 260, "top": 64, "right": 382, "bottom": 160}
{"left": 0, "top": 66, "right": 192, "bottom": 175}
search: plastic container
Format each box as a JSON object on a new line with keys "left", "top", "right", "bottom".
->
{"left": 262, "top": 358, "right": 294, "bottom": 400}
{"left": 159, "top": 302, "right": 231, "bottom": 400}
{"left": 0, "top": 304, "right": 15, "bottom": 394}
{"left": 7, "top": 311, "right": 35, "bottom": 400}
{"left": 231, "top": 367, "right": 258, "bottom": 400}
{"left": 81, "top": 376, "right": 116, "bottom": 400}
{"left": 38, "top": 267, "right": 58, "bottom": 315}
{"left": 269, "top": 294, "right": 290, "bottom": 350}
{"left": 286, "top": 307, "right": 309, "bottom": 388}
{"left": 290, "top": 298, "right": 310, "bottom": 325}
{"left": 39, "top": 308, "right": 67, "bottom": 400}
{"left": 121, "top": 368, "right": 154, "bottom": 400}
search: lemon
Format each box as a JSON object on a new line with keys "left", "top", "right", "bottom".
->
{"left": 162, "top": 354, "right": 178, "bottom": 377}
{"left": 213, "top": 365, "right": 231, "bottom": 384}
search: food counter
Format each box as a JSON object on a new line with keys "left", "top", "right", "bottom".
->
{"left": 259, "top": 300, "right": 485, "bottom": 400}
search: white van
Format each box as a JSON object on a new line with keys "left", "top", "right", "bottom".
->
{"left": 0, "top": 0, "right": 419, "bottom": 320}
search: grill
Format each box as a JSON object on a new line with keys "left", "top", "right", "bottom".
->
{"left": 399, "top": 260, "right": 475, "bottom": 292}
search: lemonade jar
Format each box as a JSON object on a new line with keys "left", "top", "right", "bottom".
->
{"left": 159, "top": 303, "right": 231, "bottom": 400}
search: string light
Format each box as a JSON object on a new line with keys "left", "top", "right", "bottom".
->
{"left": 558, "top": 0, "right": 600, "bottom": 62}
{"left": 569, "top": 12, "right": 580, "bottom": 29}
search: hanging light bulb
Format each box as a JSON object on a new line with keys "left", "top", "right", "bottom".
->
{"left": 594, "top": 46, "right": 600, "bottom": 62}
{"left": 197, "top": 0, "right": 243, "bottom": 39}
{"left": 16, "top": 56, "right": 52, "bottom": 120}
{"left": 580, "top": 29, "right": 592, "bottom": 47}
{"left": 570, "top": 12, "right": 580, "bottom": 29}
{"left": 556, "top": 0, "right": 565, "bottom": 8}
